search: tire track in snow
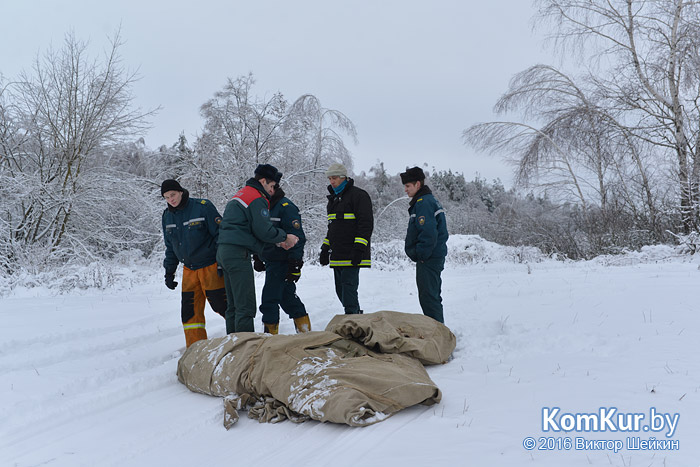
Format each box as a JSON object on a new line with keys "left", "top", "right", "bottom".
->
{"left": 0, "top": 314, "right": 182, "bottom": 375}
{"left": 1, "top": 349, "right": 183, "bottom": 450}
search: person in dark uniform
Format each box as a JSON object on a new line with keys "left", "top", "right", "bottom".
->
{"left": 161, "top": 179, "right": 226, "bottom": 347}
{"left": 254, "top": 172, "right": 311, "bottom": 334}
{"left": 319, "top": 163, "right": 373, "bottom": 315}
{"left": 400, "top": 167, "right": 449, "bottom": 323}
{"left": 216, "top": 164, "right": 298, "bottom": 333}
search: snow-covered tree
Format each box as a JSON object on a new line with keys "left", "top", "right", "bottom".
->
{"left": 0, "top": 31, "right": 153, "bottom": 272}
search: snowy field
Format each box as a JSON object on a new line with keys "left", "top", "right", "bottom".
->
{"left": 1, "top": 237, "right": 698, "bottom": 466}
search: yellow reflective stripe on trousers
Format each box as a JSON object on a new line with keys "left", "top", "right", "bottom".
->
{"left": 327, "top": 214, "right": 337, "bottom": 220}
{"left": 323, "top": 238, "right": 330, "bottom": 246}
{"left": 183, "top": 323, "right": 205, "bottom": 330}
{"left": 354, "top": 237, "right": 368, "bottom": 246}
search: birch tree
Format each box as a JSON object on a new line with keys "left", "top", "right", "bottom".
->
{"left": 466, "top": 0, "right": 700, "bottom": 234}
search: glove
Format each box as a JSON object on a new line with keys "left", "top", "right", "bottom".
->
{"left": 217, "top": 265, "right": 224, "bottom": 277}
{"left": 319, "top": 247, "right": 330, "bottom": 266}
{"left": 351, "top": 247, "right": 364, "bottom": 266}
{"left": 285, "top": 259, "right": 303, "bottom": 282}
{"left": 252, "top": 254, "right": 266, "bottom": 272}
{"left": 164, "top": 273, "right": 178, "bottom": 290}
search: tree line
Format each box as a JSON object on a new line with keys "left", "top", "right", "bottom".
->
{"left": 464, "top": 0, "right": 700, "bottom": 255}
{"left": 3, "top": 1, "right": 700, "bottom": 277}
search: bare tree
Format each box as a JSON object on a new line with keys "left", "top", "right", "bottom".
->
{"left": 540, "top": 0, "right": 700, "bottom": 231}
{"left": 466, "top": 0, "right": 700, "bottom": 235}
{"left": 0, "top": 30, "right": 153, "bottom": 269}
{"left": 287, "top": 94, "right": 357, "bottom": 172}
{"left": 191, "top": 76, "right": 359, "bottom": 252}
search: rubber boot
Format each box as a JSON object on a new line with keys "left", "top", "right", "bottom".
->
{"left": 294, "top": 315, "right": 311, "bottom": 333}
{"left": 263, "top": 323, "right": 279, "bottom": 335}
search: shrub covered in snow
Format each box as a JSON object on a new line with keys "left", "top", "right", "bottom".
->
{"left": 445, "top": 235, "right": 548, "bottom": 265}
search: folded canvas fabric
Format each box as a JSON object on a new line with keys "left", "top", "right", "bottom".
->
{"left": 324, "top": 310, "right": 457, "bottom": 365}
{"left": 177, "top": 311, "right": 456, "bottom": 428}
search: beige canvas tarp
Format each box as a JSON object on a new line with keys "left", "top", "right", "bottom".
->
{"left": 176, "top": 311, "right": 456, "bottom": 428}
{"left": 325, "top": 310, "right": 457, "bottom": 365}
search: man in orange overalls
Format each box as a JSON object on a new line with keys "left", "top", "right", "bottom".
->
{"left": 161, "top": 179, "right": 226, "bottom": 347}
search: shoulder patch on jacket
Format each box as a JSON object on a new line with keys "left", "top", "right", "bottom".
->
{"left": 215, "top": 216, "right": 222, "bottom": 224}
{"left": 261, "top": 208, "right": 269, "bottom": 217}
{"left": 418, "top": 216, "right": 426, "bottom": 225}
{"left": 282, "top": 202, "right": 289, "bottom": 207}
{"left": 417, "top": 198, "right": 424, "bottom": 203}
{"left": 232, "top": 186, "right": 266, "bottom": 208}
{"left": 200, "top": 200, "right": 207, "bottom": 205}
{"left": 292, "top": 219, "right": 300, "bottom": 229}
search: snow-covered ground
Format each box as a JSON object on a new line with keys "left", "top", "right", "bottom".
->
{"left": 1, "top": 237, "right": 698, "bottom": 466}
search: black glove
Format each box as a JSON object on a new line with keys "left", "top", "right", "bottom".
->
{"left": 164, "top": 273, "right": 178, "bottom": 290}
{"left": 319, "top": 247, "right": 330, "bottom": 266}
{"left": 252, "top": 254, "right": 266, "bottom": 272}
{"left": 286, "top": 259, "right": 303, "bottom": 282}
{"left": 351, "top": 247, "right": 364, "bottom": 266}
{"left": 217, "top": 265, "right": 224, "bottom": 277}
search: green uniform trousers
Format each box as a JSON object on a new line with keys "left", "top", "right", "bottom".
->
{"left": 416, "top": 256, "right": 445, "bottom": 324}
{"left": 217, "top": 244, "right": 256, "bottom": 333}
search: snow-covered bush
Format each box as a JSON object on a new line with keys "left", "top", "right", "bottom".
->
{"left": 0, "top": 254, "right": 159, "bottom": 296}
{"left": 446, "top": 234, "right": 547, "bottom": 265}
{"left": 369, "top": 240, "right": 412, "bottom": 270}
{"left": 669, "top": 231, "right": 700, "bottom": 255}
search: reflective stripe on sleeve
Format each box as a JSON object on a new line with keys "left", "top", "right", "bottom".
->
{"left": 184, "top": 217, "right": 206, "bottom": 226}
{"left": 354, "top": 237, "right": 368, "bottom": 246}
{"left": 183, "top": 323, "right": 205, "bottom": 330}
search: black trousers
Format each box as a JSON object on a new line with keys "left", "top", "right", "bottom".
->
{"left": 333, "top": 267, "right": 361, "bottom": 314}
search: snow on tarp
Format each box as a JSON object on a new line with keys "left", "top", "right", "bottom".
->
{"left": 176, "top": 311, "right": 456, "bottom": 428}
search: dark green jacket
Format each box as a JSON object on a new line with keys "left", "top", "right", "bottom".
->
{"left": 261, "top": 188, "right": 306, "bottom": 262}
{"left": 218, "top": 178, "right": 287, "bottom": 254}
{"left": 405, "top": 185, "right": 448, "bottom": 262}
{"left": 162, "top": 190, "right": 222, "bottom": 274}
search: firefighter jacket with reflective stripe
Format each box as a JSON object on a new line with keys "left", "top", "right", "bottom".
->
{"left": 162, "top": 190, "right": 223, "bottom": 274}
{"left": 261, "top": 188, "right": 306, "bottom": 262}
{"left": 218, "top": 178, "right": 287, "bottom": 255}
{"left": 324, "top": 178, "right": 374, "bottom": 268}
{"left": 405, "top": 185, "right": 448, "bottom": 262}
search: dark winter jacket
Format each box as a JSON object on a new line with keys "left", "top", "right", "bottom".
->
{"left": 162, "top": 190, "right": 222, "bottom": 274}
{"left": 324, "top": 178, "right": 374, "bottom": 267}
{"left": 218, "top": 178, "right": 287, "bottom": 255}
{"left": 261, "top": 188, "right": 306, "bottom": 262}
{"left": 405, "top": 185, "right": 448, "bottom": 262}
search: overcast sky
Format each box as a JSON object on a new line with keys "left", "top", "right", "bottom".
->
{"left": 2, "top": 0, "right": 551, "bottom": 187}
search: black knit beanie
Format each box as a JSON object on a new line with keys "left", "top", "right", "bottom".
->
{"left": 400, "top": 167, "right": 425, "bottom": 184}
{"left": 161, "top": 179, "right": 184, "bottom": 196}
